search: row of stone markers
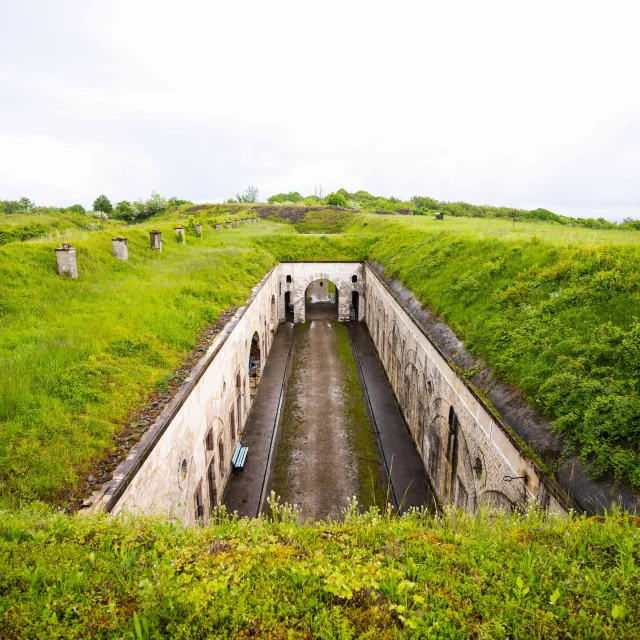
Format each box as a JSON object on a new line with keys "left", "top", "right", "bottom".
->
{"left": 55, "top": 216, "right": 260, "bottom": 279}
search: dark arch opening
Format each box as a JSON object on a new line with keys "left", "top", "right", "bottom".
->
{"left": 249, "top": 332, "right": 261, "bottom": 375}
{"left": 270, "top": 294, "right": 276, "bottom": 327}
{"left": 350, "top": 291, "right": 359, "bottom": 321}
{"left": 284, "top": 291, "right": 293, "bottom": 321}
{"left": 305, "top": 279, "right": 338, "bottom": 320}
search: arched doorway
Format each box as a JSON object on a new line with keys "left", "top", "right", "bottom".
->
{"left": 305, "top": 279, "right": 338, "bottom": 320}
{"left": 249, "top": 332, "right": 261, "bottom": 403}
{"left": 350, "top": 291, "right": 359, "bottom": 321}
{"left": 284, "top": 291, "right": 293, "bottom": 321}
{"left": 270, "top": 295, "right": 277, "bottom": 327}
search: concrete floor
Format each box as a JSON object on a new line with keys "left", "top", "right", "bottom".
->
{"left": 224, "top": 314, "right": 434, "bottom": 518}
{"left": 272, "top": 318, "right": 361, "bottom": 520}
{"left": 348, "top": 322, "right": 435, "bottom": 512}
{"left": 223, "top": 322, "right": 294, "bottom": 517}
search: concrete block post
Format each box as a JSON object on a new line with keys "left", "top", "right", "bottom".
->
{"left": 112, "top": 237, "right": 128, "bottom": 261}
{"left": 55, "top": 243, "right": 78, "bottom": 279}
{"left": 225, "top": 222, "right": 232, "bottom": 229}
{"left": 150, "top": 230, "right": 162, "bottom": 251}
{"left": 256, "top": 216, "right": 260, "bottom": 223}
{"left": 174, "top": 226, "right": 185, "bottom": 241}
{"left": 234, "top": 220, "right": 239, "bottom": 228}
{"left": 195, "top": 222, "right": 202, "bottom": 236}
{"left": 215, "top": 223, "right": 222, "bottom": 230}
{"left": 240, "top": 219, "right": 246, "bottom": 225}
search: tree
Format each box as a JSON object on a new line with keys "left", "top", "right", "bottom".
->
{"left": 115, "top": 200, "right": 134, "bottom": 221}
{"left": 66, "top": 204, "right": 85, "bottom": 214}
{"left": 93, "top": 194, "right": 112, "bottom": 214}
{"left": 236, "top": 186, "right": 259, "bottom": 203}
{"left": 92, "top": 195, "right": 112, "bottom": 230}
{"left": 325, "top": 192, "right": 347, "bottom": 207}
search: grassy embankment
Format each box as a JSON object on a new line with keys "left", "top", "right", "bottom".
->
{"left": 1, "top": 505, "right": 638, "bottom": 638}
{"left": 354, "top": 213, "right": 640, "bottom": 490}
{"left": 0, "top": 217, "right": 370, "bottom": 506}
{"left": 0, "top": 212, "right": 100, "bottom": 246}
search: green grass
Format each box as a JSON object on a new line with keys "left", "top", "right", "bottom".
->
{"left": 334, "top": 323, "right": 386, "bottom": 510}
{"left": 353, "top": 214, "right": 640, "bottom": 490}
{"left": 0, "top": 212, "right": 101, "bottom": 246}
{"left": 295, "top": 209, "right": 355, "bottom": 234}
{"left": 0, "top": 219, "right": 367, "bottom": 506}
{"left": 1, "top": 207, "right": 639, "bottom": 502}
{"left": 1, "top": 504, "right": 638, "bottom": 638}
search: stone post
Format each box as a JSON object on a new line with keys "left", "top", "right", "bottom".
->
{"left": 175, "top": 225, "right": 185, "bottom": 241}
{"left": 256, "top": 216, "right": 260, "bottom": 223}
{"left": 240, "top": 219, "right": 246, "bottom": 225}
{"left": 195, "top": 221, "right": 202, "bottom": 236}
{"left": 55, "top": 243, "right": 78, "bottom": 279}
{"left": 234, "top": 220, "right": 239, "bottom": 228}
{"left": 150, "top": 230, "right": 162, "bottom": 251}
{"left": 215, "top": 223, "right": 222, "bottom": 230}
{"left": 225, "top": 222, "right": 232, "bottom": 229}
{"left": 112, "top": 237, "right": 128, "bottom": 261}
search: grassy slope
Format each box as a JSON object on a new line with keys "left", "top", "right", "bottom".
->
{"left": 0, "top": 212, "right": 100, "bottom": 246}
{"left": 0, "top": 218, "right": 370, "bottom": 505}
{"left": 356, "top": 214, "right": 640, "bottom": 490}
{"left": 1, "top": 506, "right": 638, "bottom": 639}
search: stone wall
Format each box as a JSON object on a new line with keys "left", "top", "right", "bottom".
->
{"left": 93, "top": 268, "right": 280, "bottom": 524}
{"left": 278, "top": 262, "right": 365, "bottom": 323}
{"left": 364, "top": 264, "right": 569, "bottom": 515}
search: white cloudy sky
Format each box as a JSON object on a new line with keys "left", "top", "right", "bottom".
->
{"left": 1, "top": 0, "right": 639, "bottom": 219}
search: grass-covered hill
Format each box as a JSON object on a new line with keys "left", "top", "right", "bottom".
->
{"left": 1, "top": 504, "right": 638, "bottom": 639}
{"left": 1, "top": 206, "right": 639, "bottom": 638}
{"left": 0, "top": 208, "right": 639, "bottom": 506}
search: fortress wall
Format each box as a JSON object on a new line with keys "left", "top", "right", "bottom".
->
{"left": 364, "top": 264, "right": 569, "bottom": 515}
{"left": 95, "top": 268, "right": 280, "bottom": 524}
{"left": 278, "top": 261, "right": 365, "bottom": 323}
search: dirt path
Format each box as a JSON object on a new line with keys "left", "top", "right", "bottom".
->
{"left": 273, "top": 319, "right": 373, "bottom": 520}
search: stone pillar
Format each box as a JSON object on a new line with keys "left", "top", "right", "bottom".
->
{"left": 195, "top": 222, "right": 202, "bottom": 236}
{"left": 215, "top": 223, "right": 222, "bottom": 230}
{"left": 225, "top": 222, "right": 232, "bottom": 229}
{"left": 150, "top": 230, "right": 162, "bottom": 251}
{"left": 174, "top": 225, "right": 185, "bottom": 241}
{"left": 55, "top": 243, "right": 78, "bottom": 279}
{"left": 234, "top": 220, "right": 239, "bottom": 228}
{"left": 112, "top": 237, "right": 128, "bottom": 261}
{"left": 240, "top": 219, "right": 246, "bottom": 225}
{"left": 256, "top": 216, "right": 260, "bottom": 223}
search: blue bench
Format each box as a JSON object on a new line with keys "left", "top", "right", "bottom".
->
{"left": 232, "top": 442, "right": 249, "bottom": 469}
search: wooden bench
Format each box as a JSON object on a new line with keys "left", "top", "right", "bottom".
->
{"left": 232, "top": 442, "right": 249, "bottom": 469}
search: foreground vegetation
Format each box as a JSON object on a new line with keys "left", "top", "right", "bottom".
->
{"left": 353, "top": 215, "right": 640, "bottom": 490}
{"left": 1, "top": 504, "right": 637, "bottom": 639}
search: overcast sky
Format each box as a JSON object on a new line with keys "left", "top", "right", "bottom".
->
{"left": 1, "top": 0, "right": 639, "bottom": 219}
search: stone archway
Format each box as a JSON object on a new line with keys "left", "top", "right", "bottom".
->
{"left": 304, "top": 278, "right": 338, "bottom": 320}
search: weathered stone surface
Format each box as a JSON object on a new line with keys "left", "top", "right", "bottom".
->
{"left": 112, "top": 237, "right": 128, "bottom": 261}
{"left": 94, "top": 261, "right": 577, "bottom": 525}
{"left": 55, "top": 244, "right": 78, "bottom": 279}
{"left": 149, "top": 230, "right": 162, "bottom": 251}
{"left": 364, "top": 264, "right": 569, "bottom": 515}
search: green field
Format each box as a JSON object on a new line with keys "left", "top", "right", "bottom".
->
{"left": 0, "top": 205, "right": 639, "bottom": 638}
{"left": 1, "top": 503, "right": 638, "bottom": 639}
{"left": 0, "top": 208, "right": 639, "bottom": 505}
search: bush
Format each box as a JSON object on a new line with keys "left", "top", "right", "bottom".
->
{"left": 325, "top": 193, "right": 347, "bottom": 207}
{"left": 65, "top": 204, "right": 86, "bottom": 215}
